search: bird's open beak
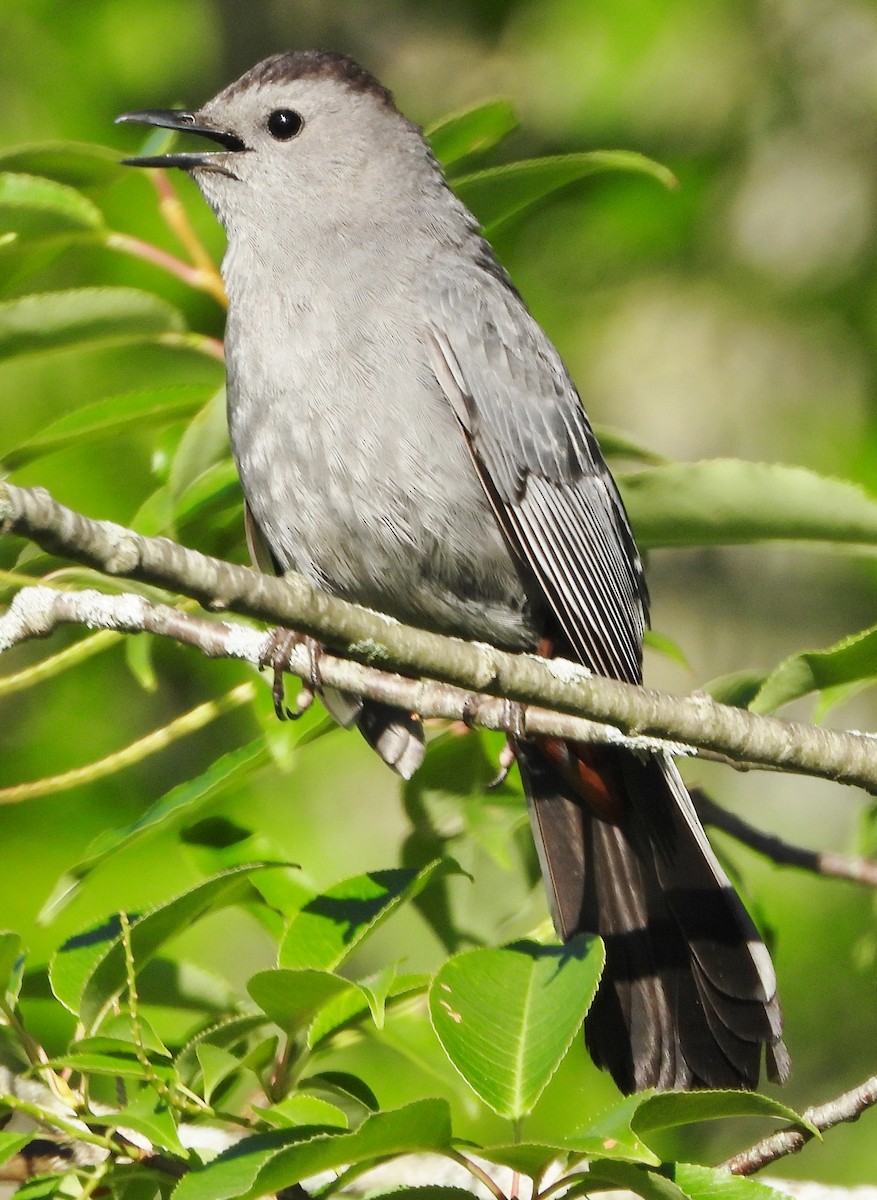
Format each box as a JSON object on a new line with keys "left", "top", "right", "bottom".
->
{"left": 116, "top": 109, "right": 247, "bottom": 169}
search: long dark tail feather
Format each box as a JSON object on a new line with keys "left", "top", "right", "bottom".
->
{"left": 517, "top": 742, "right": 789, "bottom": 1093}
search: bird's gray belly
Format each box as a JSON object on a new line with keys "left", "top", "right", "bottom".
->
{"left": 227, "top": 367, "right": 545, "bottom": 651}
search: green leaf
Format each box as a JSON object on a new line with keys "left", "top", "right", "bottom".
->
{"left": 41, "top": 740, "right": 270, "bottom": 920}
{"left": 0, "top": 1132, "right": 35, "bottom": 1166}
{"left": 196, "top": 1044, "right": 243, "bottom": 1102}
{"left": 365, "top": 1191, "right": 479, "bottom": 1200}
{"left": 643, "top": 630, "right": 690, "bottom": 670}
{"left": 173, "top": 460, "right": 241, "bottom": 527}
{"left": 427, "top": 99, "right": 517, "bottom": 167}
{"left": 668, "top": 1163, "right": 789, "bottom": 1200}
{"left": 2, "top": 384, "right": 217, "bottom": 470}
{"left": 0, "top": 141, "right": 124, "bottom": 190}
{"left": 279, "top": 861, "right": 450, "bottom": 971}
{"left": 566, "top": 1091, "right": 661, "bottom": 1165}
{"left": 0, "top": 173, "right": 104, "bottom": 239}
{"left": 477, "top": 1141, "right": 574, "bottom": 1178}
{"left": 620, "top": 460, "right": 877, "bottom": 549}
{"left": 300, "top": 1071, "right": 379, "bottom": 1115}
{"left": 253, "top": 1094, "right": 348, "bottom": 1130}
{"left": 309, "top": 969, "right": 427, "bottom": 1046}
{"left": 572, "top": 1160, "right": 689, "bottom": 1200}
{"left": 172, "top": 1100, "right": 452, "bottom": 1200}
{"left": 0, "top": 932, "right": 23, "bottom": 1001}
{"left": 429, "top": 935, "right": 604, "bottom": 1118}
{"left": 13, "top": 1177, "right": 70, "bottom": 1200}
{"left": 0, "top": 287, "right": 185, "bottom": 363}
{"left": 703, "top": 670, "right": 769, "bottom": 710}
{"left": 633, "top": 1089, "right": 810, "bottom": 1135}
{"left": 747, "top": 624, "right": 877, "bottom": 715}
{"left": 105, "top": 1087, "right": 187, "bottom": 1158}
{"left": 50, "top": 863, "right": 281, "bottom": 1029}
{"left": 176, "top": 1013, "right": 271, "bottom": 1081}
{"left": 248, "top": 967, "right": 358, "bottom": 1035}
{"left": 48, "top": 1048, "right": 175, "bottom": 1082}
{"left": 169, "top": 387, "right": 229, "bottom": 501}
{"left": 135, "top": 957, "right": 237, "bottom": 1014}
{"left": 455, "top": 151, "right": 677, "bottom": 231}
{"left": 594, "top": 424, "right": 667, "bottom": 465}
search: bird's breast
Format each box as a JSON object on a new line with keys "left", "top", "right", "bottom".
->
{"left": 224, "top": 292, "right": 544, "bottom": 650}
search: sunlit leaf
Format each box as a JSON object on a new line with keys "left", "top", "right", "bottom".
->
{"left": 364, "top": 1190, "right": 475, "bottom": 1200}
{"left": 279, "top": 861, "right": 450, "bottom": 971}
{"left": 0, "top": 141, "right": 124, "bottom": 190}
{"left": 620, "top": 460, "right": 877, "bottom": 549}
{"left": 48, "top": 1046, "right": 176, "bottom": 1082}
{"left": 172, "top": 1100, "right": 452, "bottom": 1200}
{"left": 169, "top": 386, "right": 229, "bottom": 500}
{"left": 0, "top": 173, "right": 104, "bottom": 238}
{"left": 476, "top": 1142, "right": 572, "bottom": 1177}
{"left": 40, "top": 740, "right": 270, "bottom": 920}
{"left": 309, "top": 969, "right": 427, "bottom": 1045}
{"left": 248, "top": 967, "right": 357, "bottom": 1035}
{"left": 703, "top": 670, "right": 769, "bottom": 710}
{"left": 429, "top": 935, "right": 604, "bottom": 1118}
{"left": 173, "top": 459, "right": 241, "bottom": 527}
{"left": 252, "top": 1095, "right": 348, "bottom": 1130}
{"left": 2, "top": 383, "right": 216, "bottom": 469}
{"left": 428, "top": 99, "right": 517, "bottom": 167}
{"left": 105, "top": 1086, "right": 187, "bottom": 1157}
{"left": 565, "top": 1091, "right": 661, "bottom": 1165}
{"left": 747, "top": 624, "right": 877, "bottom": 715}
{"left": 633, "top": 1089, "right": 811, "bottom": 1135}
{"left": 0, "top": 1133, "right": 35, "bottom": 1166}
{"left": 196, "top": 1043, "right": 244, "bottom": 1102}
{"left": 50, "top": 864, "right": 282, "bottom": 1029}
{"left": 569, "top": 1160, "right": 688, "bottom": 1200}
{"left": 456, "top": 151, "right": 677, "bottom": 231}
{"left": 176, "top": 1013, "right": 271, "bottom": 1081}
{"left": 0, "top": 287, "right": 185, "bottom": 363}
{"left": 668, "top": 1163, "right": 789, "bottom": 1200}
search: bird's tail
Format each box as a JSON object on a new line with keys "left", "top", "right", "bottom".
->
{"left": 517, "top": 741, "right": 789, "bottom": 1092}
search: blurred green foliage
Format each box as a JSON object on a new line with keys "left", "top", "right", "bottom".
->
{"left": 2, "top": 0, "right": 877, "bottom": 1188}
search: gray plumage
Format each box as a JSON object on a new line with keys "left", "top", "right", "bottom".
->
{"left": 118, "top": 50, "right": 788, "bottom": 1092}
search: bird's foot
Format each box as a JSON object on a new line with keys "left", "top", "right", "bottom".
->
{"left": 461, "top": 694, "right": 525, "bottom": 788}
{"left": 259, "top": 628, "right": 324, "bottom": 721}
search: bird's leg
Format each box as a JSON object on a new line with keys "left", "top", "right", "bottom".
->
{"left": 462, "top": 693, "right": 525, "bottom": 788}
{"left": 259, "top": 627, "right": 324, "bottom": 721}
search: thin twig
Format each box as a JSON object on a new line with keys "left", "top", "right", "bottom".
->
{"left": 450, "top": 1150, "right": 509, "bottom": 1200}
{"left": 150, "top": 170, "right": 227, "bottom": 302}
{"left": 0, "top": 1092, "right": 115, "bottom": 1153}
{"left": 0, "top": 678, "right": 255, "bottom": 803}
{"left": 0, "top": 628, "right": 120, "bottom": 698}
{"left": 723, "top": 1075, "right": 877, "bottom": 1175}
{"left": 106, "top": 232, "right": 227, "bottom": 306}
{"left": 693, "top": 791, "right": 877, "bottom": 888}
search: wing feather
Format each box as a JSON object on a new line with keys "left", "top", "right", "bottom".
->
{"left": 427, "top": 263, "right": 647, "bottom": 682}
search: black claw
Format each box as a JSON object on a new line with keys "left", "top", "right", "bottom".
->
{"left": 260, "top": 628, "right": 324, "bottom": 723}
{"left": 486, "top": 739, "right": 517, "bottom": 789}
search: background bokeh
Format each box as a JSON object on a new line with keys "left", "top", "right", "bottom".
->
{"left": 2, "top": 0, "right": 877, "bottom": 1182}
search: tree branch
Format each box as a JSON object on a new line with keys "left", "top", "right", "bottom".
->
{"left": 694, "top": 791, "right": 877, "bottom": 887}
{"left": 3, "top": 482, "right": 877, "bottom": 792}
{"left": 723, "top": 1076, "right": 877, "bottom": 1175}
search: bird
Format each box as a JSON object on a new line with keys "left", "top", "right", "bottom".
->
{"left": 118, "top": 50, "right": 788, "bottom": 1093}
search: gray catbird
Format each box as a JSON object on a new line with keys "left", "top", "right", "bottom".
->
{"left": 118, "top": 50, "right": 788, "bottom": 1092}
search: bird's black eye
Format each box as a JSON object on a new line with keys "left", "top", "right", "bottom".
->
{"left": 267, "top": 109, "right": 303, "bottom": 140}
